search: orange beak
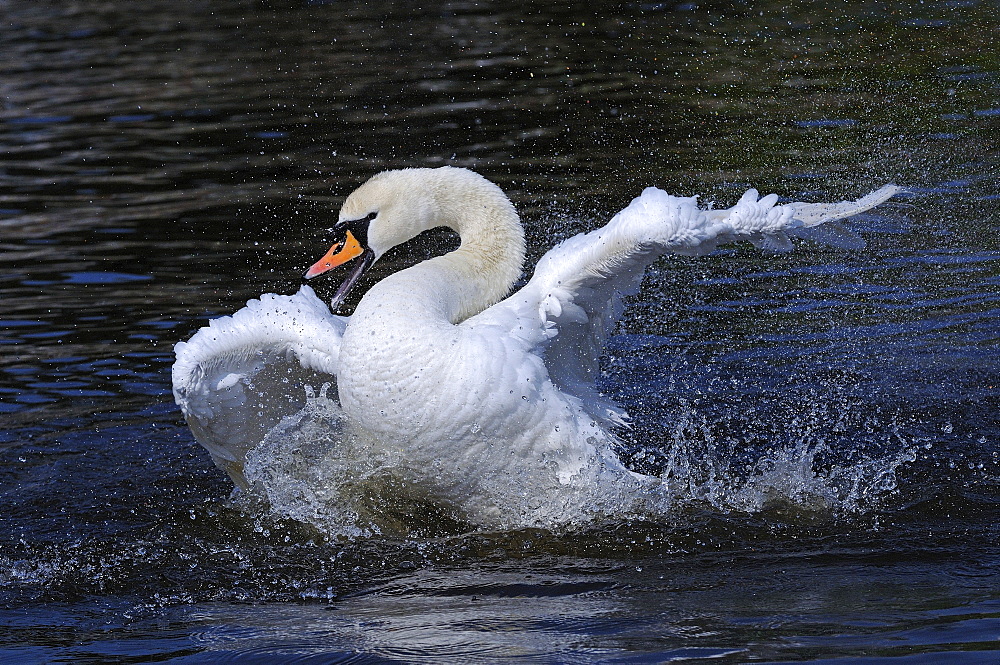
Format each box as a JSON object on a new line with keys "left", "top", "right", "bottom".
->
{"left": 304, "top": 230, "right": 365, "bottom": 279}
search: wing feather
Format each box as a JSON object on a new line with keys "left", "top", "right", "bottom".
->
{"left": 171, "top": 285, "right": 346, "bottom": 485}
{"left": 467, "top": 185, "right": 899, "bottom": 427}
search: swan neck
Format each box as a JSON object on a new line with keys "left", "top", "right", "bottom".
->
{"left": 353, "top": 170, "right": 526, "bottom": 325}
{"left": 434, "top": 183, "right": 525, "bottom": 322}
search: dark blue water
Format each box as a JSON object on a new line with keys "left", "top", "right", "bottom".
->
{"left": 2, "top": 1, "right": 998, "bottom": 662}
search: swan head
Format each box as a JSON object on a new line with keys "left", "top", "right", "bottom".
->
{"left": 303, "top": 168, "right": 458, "bottom": 309}
{"left": 305, "top": 167, "right": 523, "bottom": 312}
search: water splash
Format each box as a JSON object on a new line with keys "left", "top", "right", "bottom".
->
{"left": 646, "top": 399, "right": 921, "bottom": 517}
{"left": 242, "top": 384, "right": 378, "bottom": 539}
{"left": 236, "top": 384, "right": 923, "bottom": 539}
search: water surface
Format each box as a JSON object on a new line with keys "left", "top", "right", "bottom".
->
{"left": 1, "top": 1, "right": 998, "bottom": 662}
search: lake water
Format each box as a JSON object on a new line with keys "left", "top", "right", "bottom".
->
{"left": 2, "top": 1, "right": 998, "bottom": 662}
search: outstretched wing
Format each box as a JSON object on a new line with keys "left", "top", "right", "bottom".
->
{"left": 171, "top": 285, "right": 347, "bottom": 486}
{"left": 466, "top": 185, "right": 900, "bottom": 427}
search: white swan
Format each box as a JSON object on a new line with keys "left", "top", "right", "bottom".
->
{"left": 172, "top": 167, "right": 898, "bottom": 530}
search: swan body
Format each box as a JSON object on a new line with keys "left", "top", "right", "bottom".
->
{"left": 172, "top": 167, "right": 899, "bottom": 530}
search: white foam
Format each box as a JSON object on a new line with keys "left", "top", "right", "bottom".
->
{"left": 234, "top": 386, "right": 920, "bottom": 539}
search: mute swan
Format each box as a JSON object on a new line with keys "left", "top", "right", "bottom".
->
{"left": 172, "top": 167, "right": 898, "bottom": 530}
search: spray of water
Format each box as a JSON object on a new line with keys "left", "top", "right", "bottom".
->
{"left": 648, "top": 398, "right": 920, "bottom": 517}
{"left": 239, "top": 382, "right": 922, "bottom": 539}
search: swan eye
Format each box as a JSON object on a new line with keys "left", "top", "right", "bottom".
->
{"left": 329, "top": 211, "right": 376, "bottom": 232}
{"left": 336, "top": 211, "right": 377, "bottom": 247}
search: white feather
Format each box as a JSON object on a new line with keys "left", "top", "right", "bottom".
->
{"left": 172, "top": 168, "right": 899, "bottom": 525}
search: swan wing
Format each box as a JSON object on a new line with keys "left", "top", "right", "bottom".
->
{"left": 467, "top": 185, "right": 900, "bottom": 427}
{"left": 171, "top": 285, "right": 346, "bottom": 486}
